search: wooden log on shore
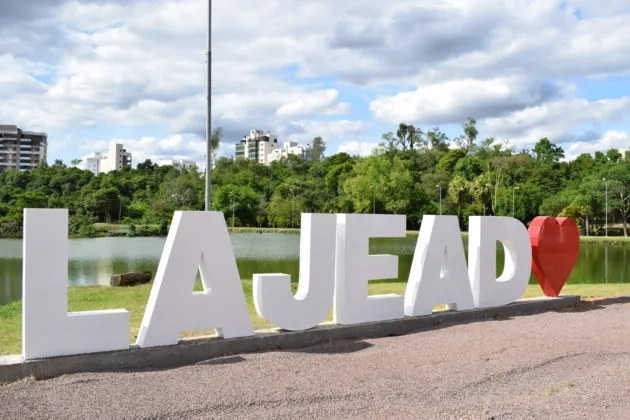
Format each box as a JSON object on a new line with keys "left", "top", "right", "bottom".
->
{"left": 110, "top": 271, "right": 152, "bottom": 287}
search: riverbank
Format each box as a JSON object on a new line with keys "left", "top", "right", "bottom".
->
{"left": 6, "top": 222, "right": 630, "bottom": 244}
{"left": 93, "top": 223, "right": 630, "bottom": 241}
{"left": 80, "top": 224, "right": 303, "bottom": 238}
{"left": 1, "top": 282, "right": 629, "bottom": 356}
{"left": 578, "top": 236, "right": 630, "bottom": 244}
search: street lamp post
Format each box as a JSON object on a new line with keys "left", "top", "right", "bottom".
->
{"left": 204, "top": 0, "right": 213, "bottom": 211}
{"left": 229, "top": 192, "right": 235, "bottom": 228}
{"left": 290, "top": 189, "right": 295, "bottom": 228}
{"left": 512, "top": 186, "right": 520, "bottom": 217}
{"left": 603, "top": 178, "right": 608, "bottom": 237}
{"left": 436, "top": 184, "right": 442, "bottom": 215}
{"left": 373, "top": 192, "right": 376, "bottom": 214}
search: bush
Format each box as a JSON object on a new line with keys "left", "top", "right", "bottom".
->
{"left": 0, "top": 218, "right": 22, "bottom": 238}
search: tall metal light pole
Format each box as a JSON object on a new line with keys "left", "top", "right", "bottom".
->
{"left": 290, "top": 189, "right": 295, "bottom": 229}
{"left": 603, "top": 178, "right": 608, "bottom": 237}
{"left": 512, "top": 186, "right": 520, "bottom": 217}
{"left": 230, "top": 192, "right": 235, "bottom": 228}
{"left": 204, "top": 0, "right": 213, "bottom": 211}
{"left": 436, "top": 184, "right": 442, "bottom": 215}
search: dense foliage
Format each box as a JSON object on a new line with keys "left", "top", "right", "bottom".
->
{"left": 0, "top": 119, "right": 628, "bottom": 237}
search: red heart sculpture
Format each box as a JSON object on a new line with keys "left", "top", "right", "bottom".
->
{"left": 528, "top": 216, "right": 580, "bottom": 297}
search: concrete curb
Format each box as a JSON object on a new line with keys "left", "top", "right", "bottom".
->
{"left": 0, "top": 295, "right": 580, "bottom": 384}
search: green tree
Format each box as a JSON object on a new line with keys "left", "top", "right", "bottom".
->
{"left": 210, "top": 127, "right": 223, "bottom": 162}
{"left": 461, "top": 117, "right": 478, "bottom": 155}
{"left": 448, "top": 175, "right": 471, "bottom": 219}
{"left": 532, "top": 138, "right": 565, "bottom": 163}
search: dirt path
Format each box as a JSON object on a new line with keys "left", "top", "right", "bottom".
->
{"left": 1, "top": 298, "right": 629, "bottom": 419}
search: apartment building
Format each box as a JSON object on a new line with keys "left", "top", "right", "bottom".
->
{"left": 234, "top": 130, "right": 315, "bottom": 165}
{"left": 0, "top": 125, "right": 48, "bottom": 171}
{"left": 268, "top": 141, "right": 313, "bottom": 164}
{"left": 235, "top": 130, "right": 279, "bottom": 165}
{"left": 157, "top": 159, "right": 197, "bottom": 170}
{"left": 84, "top": 142, "right": 132, "bottom": 175}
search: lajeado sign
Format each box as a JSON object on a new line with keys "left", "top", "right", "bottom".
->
{"left": 19, "top": 209, "right": 577, "bottom": 360}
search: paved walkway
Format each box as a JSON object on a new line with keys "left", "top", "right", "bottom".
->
{"left": 1, "top": 298, "right": 629, "bottom": 419}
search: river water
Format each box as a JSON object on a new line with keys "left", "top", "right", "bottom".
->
{"left": 0, "top": 233, "right": 627, "bottom": 305}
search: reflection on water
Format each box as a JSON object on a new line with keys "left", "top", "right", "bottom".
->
{"left": 0, "top": 233, "right": 629, "bottom": 306}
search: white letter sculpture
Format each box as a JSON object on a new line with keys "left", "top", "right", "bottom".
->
{"left": 334, "top": 214, "right": 406, "bottom": 325}
{"left": 253, "top": 214, "right": 336, "bottom": 331}
{"left": 468, "top": 216, "right": 532, "bottom": 308}
{"left": 22, "top": 209, "right": 129, "bottom": 359}
{"left": 136, "top": 211, "right": 253, "bottom": 348}
{"left": 404, "top": 215, "right": 475, "bottom": 316}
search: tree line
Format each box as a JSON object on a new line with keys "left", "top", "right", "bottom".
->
{"left": 0, "top": 118, "right": 628, "bottom": 238}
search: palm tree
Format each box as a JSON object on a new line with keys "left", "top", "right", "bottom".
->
{"left": 471, "top": 174, "right": 493, "bottom": 215}
{"left": 448, "top": 176, "right": 471, "bottom": 217}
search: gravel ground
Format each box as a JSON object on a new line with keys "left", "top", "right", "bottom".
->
{"left": 1, "top": 298, "right": 629, "bottom": 420}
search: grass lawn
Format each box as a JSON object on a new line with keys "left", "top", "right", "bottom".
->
{"left": 88, "top": 224, "right": 630, "bottom": 245}
{"left": 579, "top": 236, "right": 630, "bottom": 244}
{"left": 1, "top": 282, "right": 629, "bottom": 356}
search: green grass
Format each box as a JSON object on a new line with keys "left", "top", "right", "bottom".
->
{"left": 90, "top": 224, "right": 630, "bottom": 244}
{"left": 579, "top": 236, "right": 630, "bottom": 244}
{"left": 94, "top": 223, "right": 130, "bottom": 230}
{"left": 1, "top": 282, "right": 629, "bottom": 356}
{"left": 228, "top": 227, "right": 300, "bottom": 234}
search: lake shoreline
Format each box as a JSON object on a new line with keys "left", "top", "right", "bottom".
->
{"left": 2, "top": 223, "right": 630, "bottom": 244}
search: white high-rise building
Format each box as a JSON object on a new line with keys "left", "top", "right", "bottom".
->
{"left": 84, "top": 143, "right": 132, "bottom": 175}
{"left": 85, "top": 152, "right": 105, "bottom": 175}
{"left": 157, "top": 159, "right": 197, "bottom": 170}
{"left": 234, "top": 130, "right": 278, "bottom": 164}
{"left": 233, "top": 130, "right": 314, "bottom": 166}
{"left": 268, "top": 141, "right": 313, "bottom": 164}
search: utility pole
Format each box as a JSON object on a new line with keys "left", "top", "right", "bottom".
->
{"left": 230, "top": 192, "right": 235, "bottom": 228}
{"left": 436, "top": 184, "right": 442, "bottom": 215}
{"left": 204, "top": 0, "right": 213, "bottom": 211}
{"left": 290, "top": 189, "right": 295, "bottom": 228}
{"left": 373, "top": 191, "right": 376, "bottom": 214}
{"left": 603, "top": 178, "right": 608, "bottom": 237}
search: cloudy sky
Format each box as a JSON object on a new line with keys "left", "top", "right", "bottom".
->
{"left": 1, "top": 0, "right": 629, "bottom": 168}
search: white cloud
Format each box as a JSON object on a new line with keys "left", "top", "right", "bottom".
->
{"left": 275, "top": 89, "right": 348, "bottom": 119}
{"left": 484, "top": 97, "right": 630, "bottom": 148}
{"left": 0, "top": 56, "right": 47, "bottom": 96}
{"left": 337, "top": 141, "right": 380, "bottom": 157}
{"left": 0, "top": 0, "right": 629, "bottom": 164}
{"left": 283, "top": 120, "right": 373, "bottom": 146}
{"left": 565, "top": 130, "right": 630, "bottom": 159}
{"left": 370, "top": 77, "right": 560, "bottom": 125}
